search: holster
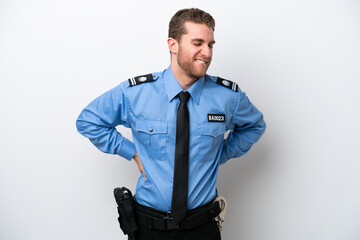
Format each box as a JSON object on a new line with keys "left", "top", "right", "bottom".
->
{"left": 113, "top": 187, "right": 137, "bottom": 240}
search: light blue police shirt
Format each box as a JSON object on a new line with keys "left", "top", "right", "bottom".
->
{"left": 76, "top": 66, "right": 266, "bottom": 212}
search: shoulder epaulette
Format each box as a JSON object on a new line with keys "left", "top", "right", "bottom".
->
{"left": 128, "top": 74, "right": 154, "bottom": 87}
{"left": 216, "top": 77, "right": 239, "bottom": 92}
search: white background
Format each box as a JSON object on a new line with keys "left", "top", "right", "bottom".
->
{"left": 1, "top": 0, "right": 359, "bottom": 239}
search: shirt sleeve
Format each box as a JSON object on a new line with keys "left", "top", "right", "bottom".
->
{"left": 75, "top": 83, "right": 136, "bottom": 160}
{"left": 220, "top": 91, "right": 266, "bottom": 165}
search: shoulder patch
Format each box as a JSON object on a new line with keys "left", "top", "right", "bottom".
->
{"left": 216, "top": 77, "right": 238, "bottom": 92}
{"left": 128, "top": 74, "right": 155, "bottom": 87}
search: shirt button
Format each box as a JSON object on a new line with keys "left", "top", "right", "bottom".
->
{"left": 149, "top": 128, "right": 153, "bottom": 133}
{"left": 214, "top": 131, "right": 217, "bottom": 136}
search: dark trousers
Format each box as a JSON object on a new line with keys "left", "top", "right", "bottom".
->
{"left": 135, "top": 220, "right": 221, "bottom": 240}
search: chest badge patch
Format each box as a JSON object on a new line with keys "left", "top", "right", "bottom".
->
{"left": 208, "top": 114, "right": 226, "bottom": 122}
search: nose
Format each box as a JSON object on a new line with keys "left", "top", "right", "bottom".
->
{"left": 201, "top": 45, "right": 212, "bottom": 58}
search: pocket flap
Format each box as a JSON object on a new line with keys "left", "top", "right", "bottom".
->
{"left": 135, "top": 120, "right": 168, "bottom": 134}
{"left": 199, "top": 123, "right": 225, "bottom": 137}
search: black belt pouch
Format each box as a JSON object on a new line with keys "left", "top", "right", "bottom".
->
{"left": 113, "top": 187, "right": 137, "bottom": 239}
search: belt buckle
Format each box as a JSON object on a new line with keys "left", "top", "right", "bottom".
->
{"left": 164, "top": 214, "right": 180, "bottom": 230}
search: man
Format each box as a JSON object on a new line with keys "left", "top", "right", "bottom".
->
{"left": 76, "top": 8, "right": 266, "bottom": 240}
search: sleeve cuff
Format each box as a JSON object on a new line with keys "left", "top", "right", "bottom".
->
{"left": 118, "top": 138, "right": 136, "bottom": 161}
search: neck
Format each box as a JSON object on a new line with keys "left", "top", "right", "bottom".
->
{"left": 170, "top": 63, "right": 197, "bottom": 90}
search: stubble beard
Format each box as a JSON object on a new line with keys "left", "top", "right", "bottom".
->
{"left": 177, "top": 46, "right": 211, "bottom": 80}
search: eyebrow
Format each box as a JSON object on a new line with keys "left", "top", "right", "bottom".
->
{"left": 191, "top": 38, "right": 216, "bottom": 45}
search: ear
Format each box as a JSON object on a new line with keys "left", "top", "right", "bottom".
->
{"left": 167, "top": 38, "right": 178, "bottom": 54}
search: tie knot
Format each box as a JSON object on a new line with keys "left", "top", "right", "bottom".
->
{"left": 178, "top": 91, "right": 190, "bottom": 103}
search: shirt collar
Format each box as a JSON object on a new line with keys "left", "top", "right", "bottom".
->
{"left": 164, "top": 66, "right": 204, "bottom": 105}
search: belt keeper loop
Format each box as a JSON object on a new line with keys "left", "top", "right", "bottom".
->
{"left": 146, "top": 217, "right": 153, "bottom": 229}
{"left": 209, "top": 208, "right": 215, "bottom": 218}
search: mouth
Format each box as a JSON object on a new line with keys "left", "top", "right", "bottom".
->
{"left": 195, "top": 59, "right": 209, "bottom": 64}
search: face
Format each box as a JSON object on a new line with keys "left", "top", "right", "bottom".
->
{"left": 173, "top": 22, "right": 215, "bottom": 80}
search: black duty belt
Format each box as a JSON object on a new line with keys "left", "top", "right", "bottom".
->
{"left": 134, "top": 200, "right": 221, "bottom": 231}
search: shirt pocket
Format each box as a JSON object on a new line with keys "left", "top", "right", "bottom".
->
{"left": 197, "top": 123, "right": 226, "bottom": 161}
{"left": 135, "top": 120, "right": 168, "bottom": 161}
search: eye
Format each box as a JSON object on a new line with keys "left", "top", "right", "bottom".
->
{"left": 193, "top": 42, "right": 201, "bottom": 46}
